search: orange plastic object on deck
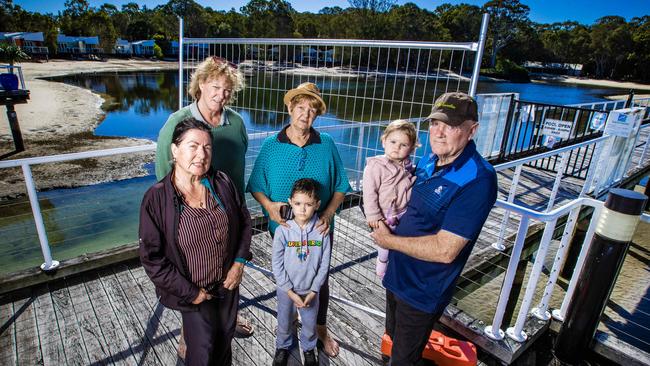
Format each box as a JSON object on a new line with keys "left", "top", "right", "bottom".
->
{"left": 381, "top": 331, "right": 477, "bottom": 366}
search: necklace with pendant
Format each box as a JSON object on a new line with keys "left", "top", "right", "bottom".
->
{"left": 178, "top": 182, "right": 206, "bottom": 208}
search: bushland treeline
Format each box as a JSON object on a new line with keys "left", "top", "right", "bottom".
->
{"left": 2, "top": 0, "right": 649, "bottom": 82}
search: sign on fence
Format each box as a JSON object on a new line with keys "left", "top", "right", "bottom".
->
{"left": 542, "top": 119, "right": 572, "bottom": 139}
{"left": 604, "top": 108, "right": 643, "bottom": 137}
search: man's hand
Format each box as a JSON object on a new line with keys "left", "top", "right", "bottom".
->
{"left": 369, "top": 221, "right": 393, "bottom": 249}
{"left": 223, "top": 262, "right": 245, "bottom": 290}
{"left": 302, "top": 291, "right": 317, "bottom": 307}
{"left": 287, "top": 289, "right": 305, "bottom": 308}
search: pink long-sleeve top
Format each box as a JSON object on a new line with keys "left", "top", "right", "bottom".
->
{"left": 362, "top": 155, "right": 416, "bottom": 222}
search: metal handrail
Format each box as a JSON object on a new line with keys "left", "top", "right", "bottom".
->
{"left": 494, "top": 135, "right": 610, "bottom": 172}
{"left": 0, "top": 144, "right": 156, "bottom": 168}
{"left": 184, "top": 37, "right": 479, "bottom": 51}
{"left": 484, "top": 196, "right": 604, "bottom": 341}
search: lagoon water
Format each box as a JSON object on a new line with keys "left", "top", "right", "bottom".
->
{"left": 0, "top": 71, "right": 635, "bottom": 275}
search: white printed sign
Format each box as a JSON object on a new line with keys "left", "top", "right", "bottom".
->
{"left": 604, "top": 110, "right": 637, "bottom": 137}
{"left": 541, "top": 119, "right": 572, "bottom": 139}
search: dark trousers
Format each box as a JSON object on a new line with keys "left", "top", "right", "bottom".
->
{"left": 271, "top": 229, "right": 332, "bottom": 326}
{"left": 385, "top": 290, "right": 443, "bottom": 366}
{"left": 181, "top": 288, "right": 239, "bottom": 366}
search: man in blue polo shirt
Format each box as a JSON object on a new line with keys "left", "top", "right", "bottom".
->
{"left": 371, "top": 92, "right": 498, "bottom": 366}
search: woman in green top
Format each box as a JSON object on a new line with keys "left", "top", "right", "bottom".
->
{"left": 155, "top": 56, "right": 249, "bottom": 196}
{"left": 154, "top": 56, "right": 253, "bottom": 358}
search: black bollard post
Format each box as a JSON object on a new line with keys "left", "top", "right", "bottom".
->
{"left": 554, "top": 189, "right": 646, "bottom": 364}
{"left": 624, "top": 90, "right": 635, "bottom": 108}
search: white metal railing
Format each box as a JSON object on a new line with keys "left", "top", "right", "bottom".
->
{"left": 484, "top": 196, "right": 604, "bottom": 341}
{"left": 0, "top": 144, "right": 156, "bottom": 271}
{"left": 492, "top": 135, "right": 609, "bottom": 251}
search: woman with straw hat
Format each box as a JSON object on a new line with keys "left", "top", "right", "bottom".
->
{"left": 247, "top": 82, "right": 351, "bottom": 361}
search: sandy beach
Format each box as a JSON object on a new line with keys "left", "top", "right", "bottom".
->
{"left": 531, "top": 74, "right": 650, "bottom": 91}
{"left": 0, "top": 59, "right": 177, "bottom": 199}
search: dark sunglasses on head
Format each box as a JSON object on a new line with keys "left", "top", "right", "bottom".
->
{"left": 211, "top": 56, "right": 237, "bottom": 69}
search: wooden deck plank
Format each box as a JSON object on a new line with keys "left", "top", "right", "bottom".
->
{"left": 49, "top": 279, "right": 91, "bottom": 366}
{"left": 12, "top": 288, "right": 43, "bottom": 366}
{"left": 112, "top": 263, "right": 179, "bottom": 365}
{"left": 81, "top": 271, "right": 138, "bottom": 366}
{"left": 95, "top": 267, "right": 161, "bottom": 366}
{"left": 0, "top": 295, "right": 17, "bottom": 365}
{"left": 65, "top": 275, "right": 116, "bottom": 365}
{"left": 32, "top": 284, "right": 66, "bottom": 366}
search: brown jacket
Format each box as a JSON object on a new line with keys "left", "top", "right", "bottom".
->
{"left": 139, "top": 169, "right": 252, "bottom": 311}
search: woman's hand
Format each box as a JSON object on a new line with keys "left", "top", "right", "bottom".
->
{"left": 223, "top": 262, "right": 245, "bottom": 290}
{"left": 266, "top": 201, "right": 290, "bottom": 227}
{"left": 316, "top": 210, "right": 334, "bottom": 236}
{"left": 192, "top": 288, "right": 212, "bottom": 304}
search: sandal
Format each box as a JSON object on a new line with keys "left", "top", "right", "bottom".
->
{"left": 235, "top": 315, "right": 255, "bottom": 338}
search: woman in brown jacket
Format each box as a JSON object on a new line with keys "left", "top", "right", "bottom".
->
{"left": 139, "top": 117, "right": 252, "bottom": 365}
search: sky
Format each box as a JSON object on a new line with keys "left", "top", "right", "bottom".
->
{"left": 13, "top": 0, "right": 650, "bottom": 25}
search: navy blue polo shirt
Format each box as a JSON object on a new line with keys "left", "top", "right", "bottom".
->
{"left": 383, "top": 140, "right": 498, "bottom": 314}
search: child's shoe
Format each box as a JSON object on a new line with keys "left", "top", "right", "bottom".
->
{"left": 303, "top": 349, "right": 318, "bottom": 366}
{"left": 273, "top": 348, "right": 289, "bottom": 366}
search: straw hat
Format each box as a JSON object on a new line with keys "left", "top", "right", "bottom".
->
{"left": 283, "top": 82, "right": 327, "bottom": 115}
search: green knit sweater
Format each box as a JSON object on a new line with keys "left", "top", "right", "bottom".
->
{"left": 155, "top": 104, "right": 248, "bottom": 196}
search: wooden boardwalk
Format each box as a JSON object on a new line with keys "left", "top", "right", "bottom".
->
{"left": 1, "top": 127, "right": 649, "bottom": 365}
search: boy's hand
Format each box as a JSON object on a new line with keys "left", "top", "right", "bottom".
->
{"left": 367, "top": 220, "right": 383, "bottom": 229}
{"left": 303, "top": 291, "right": 317, "bottom": 307}
{"left": 192, "top": 288, "right": 212, "bottom": 304}
{"left": 287, "top": 289, "right": 305, "bottom": 308}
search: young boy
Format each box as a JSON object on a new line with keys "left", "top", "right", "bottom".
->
{"left": 272, "top": 178, "right": 332, "bottom": 366}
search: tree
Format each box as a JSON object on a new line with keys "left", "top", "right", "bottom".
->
{"left": 63, "top": 0, "right": 89, "bottom": 18}
{"left": 589, "top": 16, "right": 633, "bottom": 78}
{"left": 240, "top": 0, "right": 295, "bottom": 37}
{"left": 483, "top": 0, "right": 531, "bottom": 67}
{"left": 348, "top": 0, "right": 396, "bottom": 13}
{"left": 435, "top": 3, "right": 482, "bottom": 42}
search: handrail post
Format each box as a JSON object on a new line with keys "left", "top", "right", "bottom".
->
{"left": 468, "top": 13, "right": 489, "bottom": 97}
{"left": 178, "top": 17, "right": 184, "bottom": 110}
{"left": 546, "top": 151, "right": 569, "bottom": 211}
{"left": 21, "top": 164, "right": 59, "bottom": 272}
{"left": 506, "top": 218, "right": 558, "bottom": 342}
{"left": 484, "top": 216, "right": 530, "bottom": 341}
{"left": 494, "top": 164, "right": 522, "bottom": 250}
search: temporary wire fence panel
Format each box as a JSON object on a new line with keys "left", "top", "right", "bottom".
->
{"left": 181, "top": 39, "right": 482, "bottom": 196}
{"left": 179, "top": 37, "right": 484, "bottom": 316}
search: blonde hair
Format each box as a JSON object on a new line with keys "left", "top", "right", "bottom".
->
{"left": 381, "top": 120, "right": 420, "bottom": 148}
{"left": 289, "top": 94, "right": 324, "bottom": 116}
{"left": 188, "top": 57, "right": 245, "bottom": 104}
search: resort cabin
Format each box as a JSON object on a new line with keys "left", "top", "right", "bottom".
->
{"left": 0, "top": 32, "right": 49, "bottom": 59}
{"left": 523, "top": 61, "right": 583, "bottom": 76}
{"left": 170, "top": 41, "right": 179, "bottom": 56}
{"left": 114, "top": 38, "right": 132, "bottom": 56}
{"left": 131, "top": 40, "right": 155, "bottom": 57}
{"left": 57, "top": 34, "right": 103, "bottom": 56}
{"left": 296, "top": 47, "right": 335, "bottom": 65}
